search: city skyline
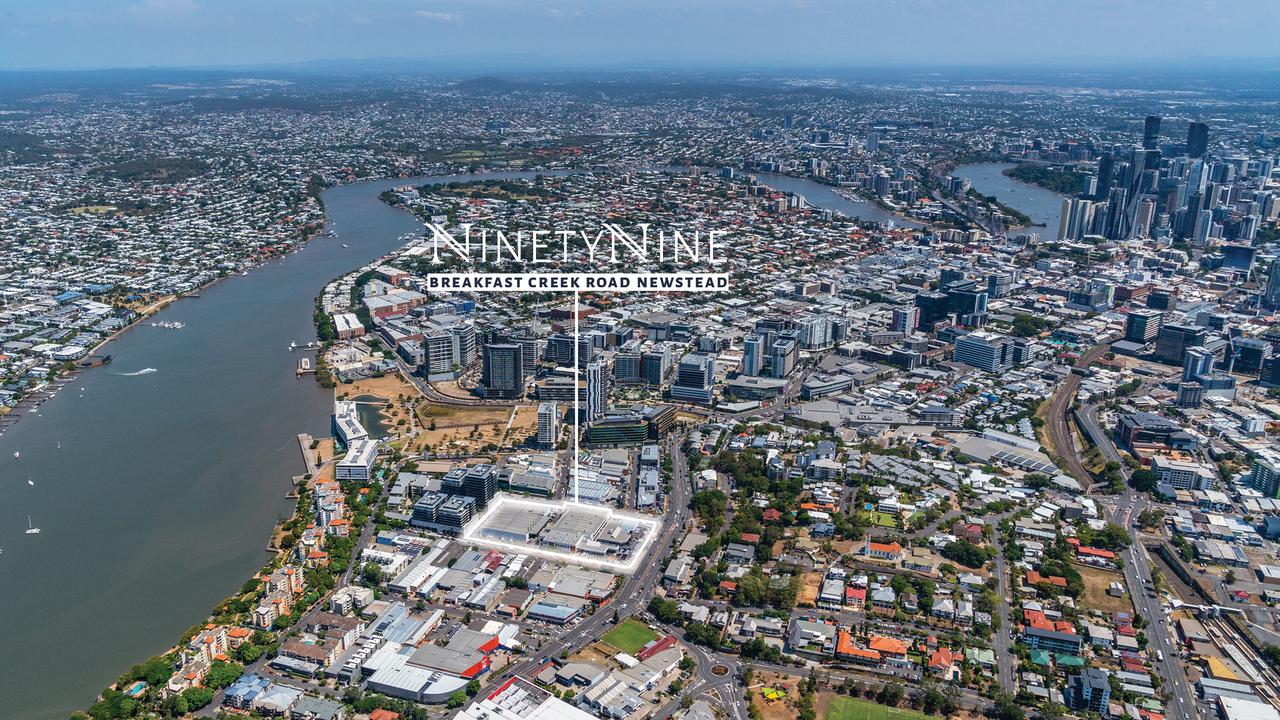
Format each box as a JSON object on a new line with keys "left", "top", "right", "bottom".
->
{"left": 3, "top": 7, "right": 1280, "bottom": 720}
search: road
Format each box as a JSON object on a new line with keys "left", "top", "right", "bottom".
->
{"left": 1115, "top": 498, "right": 1200, "bottom": 720}
{"left": 394, "top": 356, "right": 507, "bottom": 408}
{"left": 1038, "top": 345, "right": 1203, "bottom": 719}
{"left": 1074, "top": 396, "right": 1200, "bottom": 720}
{"left": 987, "top": 517, "right": 1017, "bottom": 692}
{"left": 476, "top": 429, "right": 750, "bottom": 719}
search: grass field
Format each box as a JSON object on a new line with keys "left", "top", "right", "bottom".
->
{"left": 824, "top": 697, "right": 932, "bottom": 720}
{"left": 1075, "top": 563, "right": 1133, "bottom": 614}
{"left": 601, "top": 619, "right": 658, "bottom": 654}
{"left": 859, "top": 510, "right": 899, "bottom": 528}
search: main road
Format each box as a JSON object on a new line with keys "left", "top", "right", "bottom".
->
{"left": 1074, "top": 397, "right": 1200, "bottom": 719}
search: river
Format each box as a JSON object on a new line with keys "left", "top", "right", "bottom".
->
{"left": 952, "top": 162, "right": 1067, "bottom": 237}
{"left": 755, "top": 173, "right": 924, "bottom": 228}
{"left": 0, "top": 170, "right": 558, "bottom": 720}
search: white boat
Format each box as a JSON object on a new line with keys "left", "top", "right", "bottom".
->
{"left": 12, "top": 451, "right": 17, "bottom": 460}
{"left": 340, "top": 243, "right": 349, "bottom": 248}
{"left": 25, "top": 516, "right": 39, "bottom": 535}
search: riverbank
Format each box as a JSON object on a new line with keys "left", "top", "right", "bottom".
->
{"left": 952, "top": 162, "right": 1068, "bottom": 237}
{"left": 0, "top": 294, "right": 177, "bottom": 437}
{"left": 0, "top": 228, "right": 325, "bottom": 439}
{"left": 0, "top": 167, "right": 456, "bottom": 720}
{"left": 751, "top": 172, "right": 926, "bottom": 229}
{"left": 35, "top": 167, "right": 587, "bottom": 720}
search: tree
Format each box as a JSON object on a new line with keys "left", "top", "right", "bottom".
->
{"left": 163, "top": 692, "right": 190, "bottom": 716}
{"left": 1084, "top": 522, "right": 1131, "bottom": 550}
{"left": 1136, "top": 508, "right": 1165, "bottom": 530}
{"left": 940, "top": 540, "right": 992, "bottom": 569}
{"left": 684, "top": 622, "right": 721, "bottom": 649}
{"left": 1263, "top": 644, "right": 1280, "bottom": 671}
{"left": 1130, "top": 468, "right": 1159, "bottom": 493}
{"left": 466, "top": 679, "right": 481, "bottom": 697}
{"left": 204, "top": 660, "right": 244, "bottom": 689}
{"left": 1040, "top": 702, "right": 1067, "bottom": 720}
{"left": 361, "top": 562, "right": 385, "bottom": 585}
{"left": 877, "top": 682, "right": 905, "bottom": 707}
{"left": 233, "top": 643, "right": 263, "bottom": 663}
{"left": 689, "top": 489, "right": 729, "bottom": 531}
{"left": 447, "top": 690, "right": 468, "bottom": 708}
{"left": 649, "top": 597, "right": 681, "bottom": 625}
{"left": 182, "top": 686, "right": 215, "bottom": 710}
{"left": 992, "top": 691, "right": 1025, "bottom": 720}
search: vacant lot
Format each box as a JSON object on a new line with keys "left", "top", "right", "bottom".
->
{"left": 415, "top": 402, "right": 532, "bottom": 455}
{"left": 601, "top": 619, "right": 659, "bottom": 654}
{"left": 798, "top": 571, "right": 824, "bottom": 606}
{"left": 822, "top": 696, "right": 934, "bottom": 720}
{"left": 1075, "top": 563, "right": 1133, "bottom": 614}
{"left": 339, "top": 372, "right": 419, "bottom": 403}
{"left": 569, "top": 643, "right": 615, "bottom": 666}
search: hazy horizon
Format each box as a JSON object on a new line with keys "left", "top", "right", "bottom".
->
{"left": 3, "top": 0, "right": 1279, "bottom": 72}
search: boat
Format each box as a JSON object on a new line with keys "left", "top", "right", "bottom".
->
{"left": 25, "top": 516, "right": 39, "bottom": 535}
{"left": 340, "top": 243, "right": 349, "bottom": 248}
{"left": 289, "top": 341, "right": 298, "bottom": 351}
{"left": 12, "top": 451, "right": 18, "bottom": 460}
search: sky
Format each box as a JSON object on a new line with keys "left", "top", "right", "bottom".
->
{"left": 1, "top": 0, "right": 1278, "bottom": 72}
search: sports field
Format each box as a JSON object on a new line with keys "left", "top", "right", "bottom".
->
{"left": 602, "top": 618, "right": 659, "bottom": 654}
{"left": 824, "top": 697, "right": 932, "bottom": 720}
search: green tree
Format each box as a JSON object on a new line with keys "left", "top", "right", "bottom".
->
{"left": 182, "top": 686, "right": 215, "bottom": 710}
{"left": 1130, "top": 468, "right": 1159, "bottom": 493}
{"left": 940, "top": 539, "right": 992, "bottom": 569}
{"left": 233, "top": 643, "right": 264, "bottom": 663}
{"left": 361, "top": 562, "right": 385, "bottom": 585}
{"left": 649, "top": 597, "right": 681, "bottom": 624}
{"left": 204, "top": 660, "right": 244, "bottom": 689}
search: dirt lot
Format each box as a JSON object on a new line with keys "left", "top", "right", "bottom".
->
{"left": 336, "top": 372, "right": 423, "bottom": 442}
{"left": 570, "top": 642, "right": 617, "bottom": 667}
{"left": 338, "top": 372, "right": 420, "bottom": 402}
{"left": 430, "top": 379, "right": 482, "bottom": 401}
{"left": 1075, "top": 563, "right": 1134, "bottom": 615}
{"left": 416, "top": 402, "right": 534, "bottom": 455}
{"left": 798, "top": 571, "right": 824, "bottom": 607}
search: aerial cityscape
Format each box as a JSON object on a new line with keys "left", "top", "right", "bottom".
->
{"left": 3, "top": 4, "right": 1280, "bottom": 720}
